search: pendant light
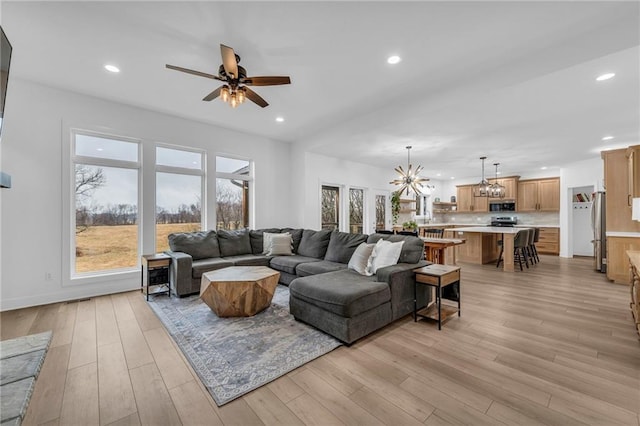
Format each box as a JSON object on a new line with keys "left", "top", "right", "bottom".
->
{"left": 389, "top": 146, "right": 429, "bottom": 195}
{"left": 473, "top": 156, "right": 491, "bottom": 197}
{"left": 489, "top": 163, "right": 506, "bottom": 198}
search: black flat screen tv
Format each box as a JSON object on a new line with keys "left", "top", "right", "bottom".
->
{"left": 1, "top": 25, "right": 12, "bottom": 140}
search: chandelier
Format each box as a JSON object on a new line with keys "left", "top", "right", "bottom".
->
{"left": 489, "top": 163, "right": 506, "bottom": 198}
{"left": 390, "top": 146, "right": 429, "bottom": 195}
{"left": 220, "top": 85, "right": 246, "bottom": 108}
{"left": 473, "top": 156, "right": 492, "bottom": 197}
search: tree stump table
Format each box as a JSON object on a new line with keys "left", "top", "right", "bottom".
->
{"left": 200, "top": 266, "right": 280, "bottom": 317}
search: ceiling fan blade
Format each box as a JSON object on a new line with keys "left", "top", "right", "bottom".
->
{"left": 202, "top": 86, "right": 224, "bottom": 102}
{"left": 220, "top": 44, "right": 239, "bottom": 79}
{"left": 166, "top": 64, "right": 222, "bottom": 81}
{"left": 242, "top": 76, "right": 291, "bottom": 86}
{"left": 243, "top": 87, "right": 269, "bottom": 108}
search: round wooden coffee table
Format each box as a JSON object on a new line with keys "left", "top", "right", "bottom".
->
{"left": 200, "top": 266, "right": 280, "bottom": 317}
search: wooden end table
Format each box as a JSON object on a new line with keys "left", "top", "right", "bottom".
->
{"left": 413, "top": 264, "right": 461, "bottom": 329}
{"left": 141, "top": 253, "right": 171, "bottom": 301}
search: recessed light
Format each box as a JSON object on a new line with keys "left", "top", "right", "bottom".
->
{"left": 540, "top": 166, "right": 548, "bottom": 170}
{"left": 436, "top": 173, "right": 441, "bottom": 177}
{"left": 104, "top": 64, "right": 120, "bottom": 73}
{"left": 96, "top": 148, "right": 104, "bottom": 152}
{"left": 387, "top": 55, "right": 401, "bottom": 65}
{"left": 450, "top": 177, "right": 455, "bottom": 180}
{"left": 602, "top": 136, "right": 614, "bottom": 141}
{"left": 596, "top": 73, "right": 615, "bottom": 81}
{"left": 496, "top": 171, "right": 502, "bottom": 175}
{"left": 275, "top": 116, "right": 284, "bottom": 123}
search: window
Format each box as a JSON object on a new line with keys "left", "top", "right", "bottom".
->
{"left": 349, "top": 188, "right": 364, "bottom": 234}
{"left": 73, "top": 132, "right": 140, "bottom": 275}
{"left": 155, "top": 146, "right": 205, "bottom": 252}
{"left": 216, "top": 156, "right": 251, "bottom": 230}
{"left": 375, "top": 194, "right": 387, "bottom": 230}
{"left": 321, "top": 185, "right": 340, "bottom": 231}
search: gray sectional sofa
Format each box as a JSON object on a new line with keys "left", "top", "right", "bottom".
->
{"left": 165, "top": 228, "right": 430, "bottom": 344}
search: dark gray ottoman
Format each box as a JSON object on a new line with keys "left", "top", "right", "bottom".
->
{"left": 289, "top": 269, "right": 392, "bottom": 344}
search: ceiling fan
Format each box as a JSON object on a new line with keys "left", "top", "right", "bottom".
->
{"left": 166, "top": 44, "right": 291, "bottom": 108}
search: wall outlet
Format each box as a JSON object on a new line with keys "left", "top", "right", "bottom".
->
{"left": 45, "top": 272, "right": 53, "bottom": 281}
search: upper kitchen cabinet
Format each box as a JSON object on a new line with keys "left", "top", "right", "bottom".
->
{"left": 627, "top": 144, "right": 640, "bottom": 201}
{"left": 603, "top": 148, "right": 640, "bottom": 232}
{"left": 456, "top": 185, "right": 488, "bottom": 212}
{"left": 517, "top": 178, "right": 560, "bottom": 212}
{"left": 488, "top": 176, "right": 519, "bottom": 201}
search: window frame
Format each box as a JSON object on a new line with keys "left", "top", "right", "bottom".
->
{"left": 67, "top": 128, "right": 142, "bottom": 283}
{"left": 348, "top": 186, "right": 366, "bottom": 234}
{"left": 155, "top": 143, "right": 206, "bottom": 251}
{"left": 215, "top": 153, "right": 254, "bottom": 230}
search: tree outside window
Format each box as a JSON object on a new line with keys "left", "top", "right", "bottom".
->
{"left": 321, "top": 185, "right": 340, "bottom": 231}
{"left": 349, "top": 188, "right": 364, "bottom": 234}
{"left": 216, "top": 156, "right": 251, "bottom": 230}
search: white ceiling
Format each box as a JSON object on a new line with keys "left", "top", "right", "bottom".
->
{"left": 2, "top": 1, "right": 639, "bottom": 179}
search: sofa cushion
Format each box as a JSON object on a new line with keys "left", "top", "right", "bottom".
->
{"left": 324, "top": 231, "right": 368, "bottom": 264}
{"left": 266, "top": 233, "right": 293, "bottom": 256}
{"left": 217, "top": 229, "right": 252, "bottom": 257}
{"left": 249, "top": 228, "right": 280, "bottom": 255}
{"left": 297, "top": 229, "right": 332, "bottom": 258}
{"left": 348, "top": 243, "right": 375, "bottom": 276}
{"left": 191, "top": 258, "right": 234, "bottom": 279}
{"left": 289, "top": 270, "right": 389, "bottom": 318}
{"left": 270, "top": 255, "right": 321, "bottom": 275}
{"left": 168, "top": 230, "right": 220, "bottom": 260}
{"left": 280, "top": 228, "right": 304, "bottom": 253}
{"left": 369, "top": 239, "right": 404, "bottom": 274}
{"left": 367, "top": 233, "right": 424, "bottom": 264}
{"left": 296, "top": 260, "right": 348, "bottom": 277}
{"left": 223, "top": 254, "right": 271, "bottom": 267}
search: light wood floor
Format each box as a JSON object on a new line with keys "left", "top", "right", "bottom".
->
{"left": 2, "top": 255, "right": 639, "bottom": 426}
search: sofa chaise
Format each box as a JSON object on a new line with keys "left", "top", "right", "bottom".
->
{"left": 165, "top": 228, "right": 430, "bottom": 343}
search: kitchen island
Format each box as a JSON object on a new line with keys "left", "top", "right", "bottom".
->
{"left": 444, "top": 226, "right": 533, "bottom": 272}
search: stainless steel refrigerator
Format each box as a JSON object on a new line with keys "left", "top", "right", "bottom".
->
{"left": 591, "top": 191, "right": 606, "bottom": 272}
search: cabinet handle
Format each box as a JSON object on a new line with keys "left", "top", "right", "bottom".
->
{"left": 629, "top": 194, "right": 632, "bottom": 207}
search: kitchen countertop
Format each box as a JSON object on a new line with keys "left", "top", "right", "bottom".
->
{"left": 418, "top": 223, "right": 559, "bottom": 228}
{"left": 606, "top": 232, "right": 640, "bottom": 238}
{"left": 445, "top": 226, "right": 533, "bottom": 234}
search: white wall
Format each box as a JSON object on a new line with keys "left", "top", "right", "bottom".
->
{"left": 1, "top": 79, "right": 292, "bottom": 310}
{"left": 559, "top": 157, "right": 603, "bottom": 258}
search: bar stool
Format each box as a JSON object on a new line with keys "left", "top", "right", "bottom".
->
{"left": 422, "top": 228, "right": 444, "bottom": 238}
{"left": 526, "top": 228, "right": 537, "bottom": 265}
{"left": 497, "top": 229, "right": 530, "bottom": 271}
{"left": 531, "top": 228, "right": 541, "bottom": 263}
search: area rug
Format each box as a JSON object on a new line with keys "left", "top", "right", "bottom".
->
{"left": 148, "top": 285, "right": 341, "bottom": 406}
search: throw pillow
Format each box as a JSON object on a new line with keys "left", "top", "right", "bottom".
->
{"left": 368, "top": 239, "right": 405, "bottom": 274}
{"left": 262, "top": 232, "right": 279, "bottom": 255}
{"left": 348, "top": 243, "right": 375, "bottom": 276}
{"left": 266, "top": 233, "right": 293, "bottom": 256}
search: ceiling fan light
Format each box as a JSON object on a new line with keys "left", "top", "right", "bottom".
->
{"left": 230, "top": 93, "right": 238, "bottom": 108}
{"left": 221, "top": 86, "right": 230, "bottom": 102}
{"left": 237, "top": 88, "right": 246, "bottom": 104}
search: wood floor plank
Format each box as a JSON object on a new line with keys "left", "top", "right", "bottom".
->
{"left": 243, "top": 386, "right": 304, "bottom": 426}
{"left": 59, "top": 362, "right": 99, "bottom": 426}
{"left": 548, "top": 394, "right": 638, "bottom": 426}
{"left": 289, "top": 368, "right": 384, "bottom": 425}
{"left": 97, "top": 342, "right": 137, "bottom": 425}
{"left": 216, "top": 397, "right": 265, "bottom": 426}
{"left": 129, "top": 363, "right": 182, "bottom": 425}
{"left": 105, "top": 412, "right": 140, "bottom": 426}
{"left": 67, "top": 312, "right": 97, "bottom": 370}
{"left": 112, "top": 295, "right": 154, "bottom": 369}
{"left": 486, "top": 401, "right": 548, "bottom": 426}
{"left": 22, "top": 344, "right": 71, "bottom": 425}
{"left": 127, "top": 292, "right": 163, "bottom": 331}
{"left": 266, "top": 375, "right": 305, "bottom": 404}
{"left": 305, "top": 353, "right": 364, "bottom": 396}
{"left": 0, "top": 306, "right": 39, "bottom": 340}
{"left": 286, "top": 394, "right": 345, "bottom": 426}
{"left": 143, "top": 327, "right": 192, "bottom": 390}
{"left": 169, "top": 380, "right": 223, "bottom": 426}
{"left": 51, "top": 301, "right": 78, "bottom": 348}
{"left": 348, "top": 386, "right": 424, "bottom": 426}
{"left": 95, "top": 296, "right": 120, "bottom": 347}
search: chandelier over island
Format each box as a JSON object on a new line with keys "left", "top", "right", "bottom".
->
{"left": 489, "top": 162, "right": 506, "bottom": 198}
{"left": 473, "top": 156, "right": 491, "bottom": 197}
{"left": 390, "top": 146, "right": 430, "bottom": 195}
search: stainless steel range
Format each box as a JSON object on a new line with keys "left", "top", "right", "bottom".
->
{"left": 490, "top": 216, "right": 518, "bottom": 227}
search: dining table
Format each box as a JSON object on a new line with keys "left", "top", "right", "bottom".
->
{"left": 420, "top": 237, "right": 466, "bottom": 265}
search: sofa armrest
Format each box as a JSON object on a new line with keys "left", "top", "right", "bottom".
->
{"left": 376, "top": 260, "right": 429, "bottom": 320}
{"left": 165, "top": 250, "right": 193, "bottom": 296}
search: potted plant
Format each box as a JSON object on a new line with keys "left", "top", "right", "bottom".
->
{"left": 402, "top": 220, "right": 418, "bottom": 232}
{"left": 391, "top": 191, "right": 401, "bottom": 225}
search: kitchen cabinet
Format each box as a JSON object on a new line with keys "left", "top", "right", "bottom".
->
{"left": 517, "top": 178, "right": 559, "bottom": 212}
{"left": 602, "top": 148, "right": 640, "bottom": 232}
{"left": 456, "top": 185, "right": 488, "bottom": 213}
{"left": 627, "top": 251, "right": 640, "bottom": 337}
{"left": 606, "top": 236, "right": 640, "bottom": 284}
{"left": 487, "top": 176, "right": 519, "bottom": 201}
{"left": 536, "top": 227, "right": 559, "bottom": 255}
{"left": 626, "top": 144, "right": 640, "bottom": 202}
{"left": 399, "top": 198, "right": 416, "bottom": 214}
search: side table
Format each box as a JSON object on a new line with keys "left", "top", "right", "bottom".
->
{"left": 413, "top": 264, "right": 461, "bottom": 329}
{"left": 141, "top": 253, "right": 171, "bottom": 301}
